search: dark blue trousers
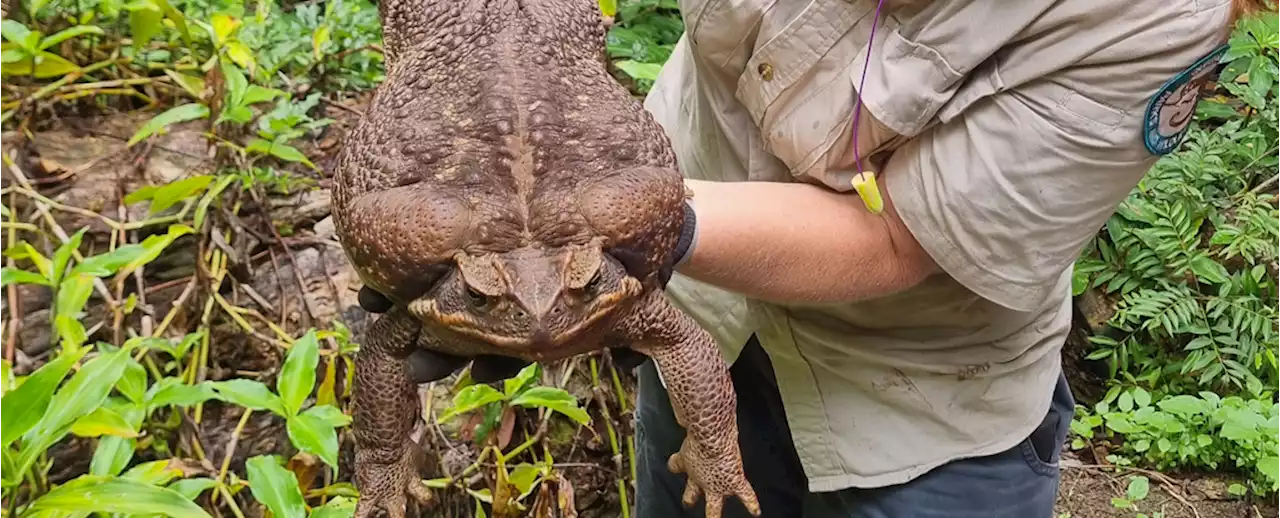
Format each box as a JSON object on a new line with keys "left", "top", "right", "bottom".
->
{"left": 633, "top": 336, "right": 1075, "bottom": 517}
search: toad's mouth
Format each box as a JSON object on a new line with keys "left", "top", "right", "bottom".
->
{"left": 406, "top": 276, "right": 644, "bottom": 359}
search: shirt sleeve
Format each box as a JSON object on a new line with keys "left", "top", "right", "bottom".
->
{"left": 881, "top": 88, "right": 1157, "bottom": 312}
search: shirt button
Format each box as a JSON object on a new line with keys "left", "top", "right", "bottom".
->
{"left": 757, "top": 62, "right": 775, "bottom": 81}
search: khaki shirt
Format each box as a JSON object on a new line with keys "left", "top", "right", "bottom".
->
{"left": 644, "top": 0, "right": 1234, "bottom": 491}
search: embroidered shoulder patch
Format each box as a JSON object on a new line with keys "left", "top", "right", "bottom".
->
{"left": 1143, "top": 44, "right": 1229, "bottom": 156}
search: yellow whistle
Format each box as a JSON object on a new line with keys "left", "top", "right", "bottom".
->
{"left": 852, "top": 171, "right": 884, "bottom": 214}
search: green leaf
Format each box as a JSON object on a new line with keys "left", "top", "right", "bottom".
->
{"left": 1188, "top": 255, "right": 1230, "bottom": 284}
{"left": 71, "top": 224, "right": 194, "bottom": 279}
{"left": 51, "top": 228, "right": 86, "bottom": 285}
{"left": 210, "top": 14, "right": 240, "bottom": 46}
{"left": 225, "top": 41, "right": 256, "bottom": 75}
{"left": 1126, "top": 476, "right": 1150, "bottom": 501}
{"left": 286, "top": 411, "right": 340, "bottom": 470}
{"left": 510, "top": 387, "right": 590, "bottom": 425}
{"left": 1157, "top": 395, "right": 1207, "bottom": 417}
{"left": 6, "top": 241, "right": 51, "bottom": 278}
{"left": 194, "top": 174, "right": 238, "bottom": 230}
{"left": 1118, "top": 391, "right": 1134, "bottom": 412}
{"left": 1228, "top": 483, "right": 1248, "bottom": 496}
{"left": 1, "top": 20, "right": 33, "bottom": 46}
{"left": 38, "top": 25, "right": 105, "bottom": 50}
{"left": 0, "top": 347, "right": 87, "bottom": 449}
{"left": 211, "top": 379, "right": 286, "bottom": 416}
{"left": 312, "top": 25, "right": 331, "bottom": 60}
{"left": 70, "top": 406, "right": 138, "bottom": 438}
{"left": 278, "top": 330, "right": 319, "bottom": 417}
{"left": 168, "top": 477, "right": 218, "bottom": 500}
{"left": 31, "top": 51, "right": 81, "bottom": 78}
{"left": 503, "top": 363, "right": 539, "bottom": 398}
{"left": 118, "top": 357, "right": 147, "bottom": 404}
{"left": 245, "top": 138, "right": 315, "bottom": 168}
{"left": 438, "top": 384, "right": 506, "bottom": 422}
{"left": 310, "top": 496, "right": 356, "bottom": 518}
{"left": 15, "top": 347, "right": 134, "bottom": 479}
{"left": 598, "top": 0, "right": 616, "bottom": 17}
{"left": 27, "top": 475, "right": 211, "bottom": 518}
{"left": 614, "top": 60, "right": 664, "bottom": 81}
{"left": 1132, "top": 387, "right": 1151, "bottom": 408}
{"left": 163, "top": 70, "right": 207, "bottom": 100}
{"left": 242, "top": 85, "right": 283, "bottom": 106}
{"left": 0, "top": 267, "right": 51, "bottom": 288}
{"left": 1257, "top": 456, "right": 1279, "bottom": 484}
{"left": 91, "top": 435, "right": 137, "bottom": 477}
{"left": 127, "top": 103, "right": 210, "bottom": 146}
{"left": 301, "top": 404, "right": 351, "bottom": 428}
{"left": 122, "top": 459, "right": 184, "bottom": 486}
{"left": 146, "top": 379, "right": 217, "bottom": 411}
{"left": 245, "top": 455, "right": 307, "bottom": 518}
{"left": 124, "top": 175, "right": 214, "bottom": 215}
{"left": 127, "top": 0, "right": 164, "bottom": 51}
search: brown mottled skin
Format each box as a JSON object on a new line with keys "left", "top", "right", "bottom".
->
{"left": 329, "top": 1, "right": 759, "bottom": 517}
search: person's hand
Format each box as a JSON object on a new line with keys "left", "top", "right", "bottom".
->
{"left": 358, "top": 286, "right": 650, "bottom": 384}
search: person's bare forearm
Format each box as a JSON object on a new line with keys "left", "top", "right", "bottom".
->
{"left": 675, "top": 179, "right": 938, "bottom": 304}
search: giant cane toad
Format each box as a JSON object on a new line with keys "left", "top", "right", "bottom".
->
{"left": 330, "top": 1, "right": 759, "bottom": 517}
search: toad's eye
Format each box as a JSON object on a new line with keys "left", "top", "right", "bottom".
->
{"left": 582, "top": 270, "right": 603, "bottom": 294}
{"left": 465, "top": 287, "right": 492, "bottom": 309}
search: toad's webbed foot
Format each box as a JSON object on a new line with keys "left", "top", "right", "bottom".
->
{"left": 352, "top": 307, "right": 433, "bottom": 518}
{"left": 614, "top": 293, "right": 760, "bottom": 518}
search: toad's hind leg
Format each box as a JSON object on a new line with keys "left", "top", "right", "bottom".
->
{"left": 613, "top": 292, "right": 760, "bottom": 518}
{"left": 352, "top": 306, "right": 433, "bottom": 518}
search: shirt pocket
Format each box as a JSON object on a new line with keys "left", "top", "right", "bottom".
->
{"left": 734, "top": 1, "right": 878, "bottom": 179}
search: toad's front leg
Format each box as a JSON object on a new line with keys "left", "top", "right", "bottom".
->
{"left": 613, "top": 292, "right": 760, "bottom": 518}
{"left": 352, "top": 306, "right": 433, "bottom": 518}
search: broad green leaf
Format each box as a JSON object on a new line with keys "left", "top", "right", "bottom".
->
{"left": 50, "top": 228, "right": 87, "bottom": 285}
{"left": 507, "top": 463, "right": 543, "bottom": 498}
{"left": 510, "top": 387, "right": 590, "bottom": 425}
{"left": 2, "top": 447, "right": 19, "bottom": 487}
{"left": 127, "top": 175, "right": 214, "bottom": 214}
{"left": 127, "top": 103, "right": 210, "bottom": 146}
{"left": 163, "top": 70, "right": 206, "bottom": 99}
{"left": 312, "top": 25, "right": 330, "bottom": 60}
{"left": 301, "top": 404, "right": 351, "bottom": 428}
{"left": 286, "top": 411, "right": 339, "bottom": 470}
{"left": 245, "top": 138, "right": 315, "bottom": 168}
{"left": 38, "top": 25, "right": 104, "bottom": 50}
{"left": 168, "top": 477, "right": 218, "bottom": 500}
{"left": 0, "top": 267, "right": 50, "bottom": 288}
{"left": 127, "top": 0, "right": 164, "bottom": 52}
{"left": 211, "top": 379, "right": 286, "bottom": 416}
{"left": 503, "top": 363, "right": 539, "bottom": 398}
{"left": 438, "top": 384, "right": 506, "bottom": 422}
{"left": 210, "top": 14, "right": 240, "bottom": 46}
{"left": 598, "top": 0, "right": 616, "bottom": 17}
{"left": 70, "top": 406, "right": 138, "bottom": 438}
{"left": 220, "top": 60, "right": 248, "bottom": 106}
{"left": 27, "top": 475, "right": 211, "bottom": 518}
{"left": 310, "top": 496, "right": 356, "bottom": 518}
{"left": 278, "top": 330, "right": 319, "bottom": 416}
{"left": 614, "top": 60, "right": 664, "bottom": 82}
{"left": 225, "top": 41, "right": 255, "bottom": 74}
{"left": 1126, "top": 476, "right": 1150, "bottom": 501}
{"left": 18, "top": 348, "right": 135, "bottom": 478}
{"left": 0, "top": 347, "right": 87, "bottom": 449}
{"left": 1257, "top": 456, "right": 1279, "bottom": 484}
{"left": 122, "top": 459, "right": 183, "bottom": 486}
{"left": 1158, "top": 395, "right": 1208, "bottom": 417}
{"left": 118, "top": 357, "right": 147, "bottom": 404}
{"left": 146, "top": 379, "right": 217, "bottom": 411}
{"left": 90, "top": 435, "right": 138, "bottom": 477}
{"left": 5, "top": 241, "right": 51, "bottom": 278}
{"left": 242, "top": 85, "right": 282, "bottom": 106}
{"left": 1188, "top": 255, "right": 1230, "bottom": 285}
{"left": 1, "top": 20, "right": 32, "bottom": 46}
{"left": 1132, "top": 387, "right": 1151, "bottom": 408}
{"left": 245, "top": 455, "right": 307, "bottom": 518}
{"left": 31, "top": 51, "right": 80, "bottom": 78}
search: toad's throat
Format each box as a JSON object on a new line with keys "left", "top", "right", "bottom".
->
{"left": 406, "top": 277, "right": 642, "bottom": 359}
